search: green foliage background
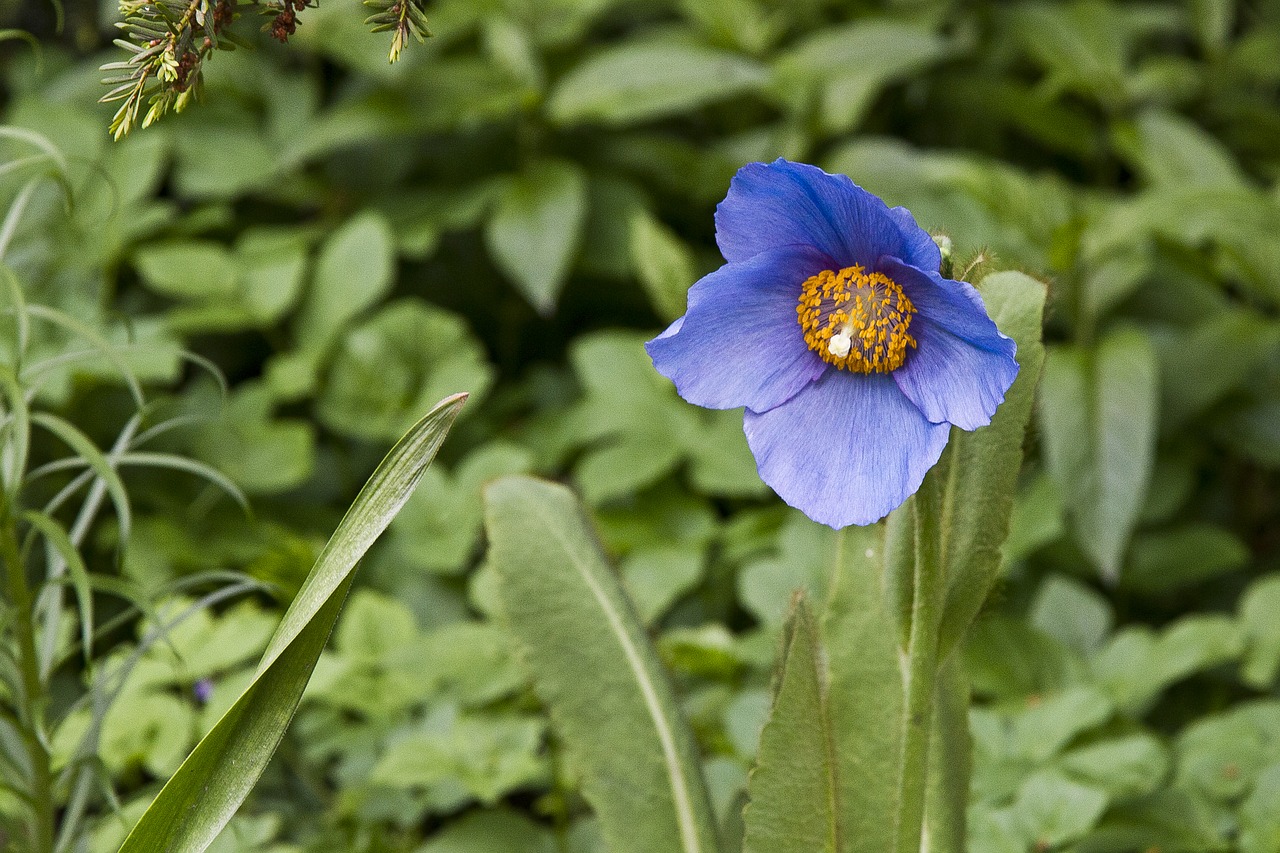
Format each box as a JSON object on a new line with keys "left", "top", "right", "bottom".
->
{"left": 2, "top": 0, "right": 1280, "bottom": 849}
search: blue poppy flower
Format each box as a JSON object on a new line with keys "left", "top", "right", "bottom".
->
{"left": 646, "top": 159, "right": 1019, "bottom": 528}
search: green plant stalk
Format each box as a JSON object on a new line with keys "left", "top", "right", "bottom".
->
{"left": 1, "top": 503, "right": 54, "bottom": 853}
{"left": 892, "top": 475, "right": 944, "bottom": 853}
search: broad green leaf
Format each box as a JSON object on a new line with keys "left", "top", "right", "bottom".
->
{"left": 134, "top": 241, "right": 239, "bottom": 300}
{"left": 485, "top": 160, "right": 587, "bottom": 314}
{"left": 419, "top": 809, "right": 557, "bottom": 853}
{"left": 1010, "top": 770, "right": 1108, "bottom": 848}
{"left": 1039, "top": 327, "right": 1158, "bottom": 583}
{"left": 1029, "top": 574, "right": 1113, "bottom": 656}
{"left": 935, "top": 271, "right": 1047, "bottom": 657}
{"left": 317, "top": 299, "right": 493, "bottom": 441}
{"left": 1092, "top": 617, "right": 1244, "bottom": 714}
{"left": 388, "top": 441, "right": 535, "bottom": 574}
{"left": 118, "top": 393, "right": 466, "bottom": 853}
{"left": 548, "top": 39, "right": 767, "bottom": 126}
{"left": 1241, "top": 576, "right": 1280, "bottom": 689}
{"left": 737, "top": 513, "right": 835, "bottom": 629}
{"left": 1122, "top": 523, "right": 1249, "bottom": 594}
{"left": 1240, "top": 762, "right": 1280, "bottom": 853}
{"left": 628, "top": 210, "right": 697, "bottom": 322}
{"left": 295, "top": 211, "right": 396, "bottom": 352}
{"left": 192, "top": 381, "right": 316, "bottom": 495}
{"left": 1008, "top": 1, "right": 1127, "bottom": 100}
{"left": 1113, "top": 109, "right": 1247, "bottom": 190}
{"left": 368, "top": 710, "right": 548, "bottom": 803}
{"left": 483, "top": 476, "right": 720, "bottom": 853}
{"left": 1175, "top": 701, "right": 1280, "bottom": 803}
{"left": 742, "top": 595, "right": 837, "bottom": 853}
{"left": 1155, "top": 310, "right": 1280, "bottom": 427}
{"left": 1056, "top": 733, "right": 1168, "bottom": 800}
{"left": 771, "top": 21, "right": 950, "bottom": 133}
{"left": 620, "top": 547, "right": 704, "bottom": 625}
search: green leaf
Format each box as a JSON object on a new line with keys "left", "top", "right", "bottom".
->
{"left": 1240, "top": 762, "right": 1280, "bottom": 853}
{"left": 368, "top": 709, "right": 548, "bottom": 804}
{"left": 192, "top": 381, "right": 316, "bottom": 495}
{"left": 1122, "top": 523, "right": 1249, "bottom": 594}
{"left": 1010, "top": 770, "right": 1108, "bottom": 848}
{"left": 924, "top": 658, "right": 971, "bottom": 853}
{"left": 1093, "top": 617, "right": 1245, "bottom": 714}
{"left": 628, "top": 210, "right": 697, "bottom": 322}
{"left": 620, "top": 547, "right": 704, "bottom": 625}
{"left": 117, "top": 393, "right": 466, "bottom": 853}
{"left": 1039, "top": 328, "right": 1159, "bottom": 583}
{"left": 485, "top": 160, "right": 587, "bottom": 314}
{"left": 483, "top": 476, "right": 720, "bottom": 853}
{"left": 1241, "top": 575, "right": 1280, "bottom": 689}
{"left": 389, "top": 441, "right": 534, "bottom": 574}
{"left": 935, "top": 271, "right": 1047, "bottom": 657}
{"left": 737, "top": 513, "right": 834, "bottom": 629}
{"left": 1056, "top": 733, "right": 1169, "bottom": 800}
{"left": 1113, "top": 109, "right": 1247, "bottom": 190}
{"left": 317, "top": 299, "right": 493, "bottom": 441}
{"left": 771, "top": 21, "right": 950, "bottom": 134}
{"left": 295, "top": 211, "right": 396, "bottom": 352}
{"left": 821, "top": 524, "right": 903, "bottom": 853}
{"left": 419, "top": 808, "right": 557, "bottom": 853}
{"left": 548, "top": 39, "right": 767, "bottom": 126}
{"left": 1029, "top": 574, "right": 1113, "bottom": 656}
{"left": 742, "top": 594, "right": 837, "bottom": 853}
{"left": 134, "top": 241, "right": 239, "bottom": 300}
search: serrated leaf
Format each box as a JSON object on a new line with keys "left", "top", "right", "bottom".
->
{"left": 483, "top": 476, "right": 720, "bottom": 853}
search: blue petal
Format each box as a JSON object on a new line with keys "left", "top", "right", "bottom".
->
{"left": 646, "top": 245, "right": 830, "bottom": 413}
{"left": 743, "top": 372, "right": 951, "bottom": 528}
{"left": 714, "top": 160, "right": 939, "bottom": 271}
{"left": 886, "top": 205, "right": 942, "bottom": 272}
{"left": 881, "top": 257, "right": 1020, "bottom": 431}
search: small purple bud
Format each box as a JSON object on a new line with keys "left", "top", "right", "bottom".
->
{"left": 193, "top": 677, "right": 214, "bottom": 704}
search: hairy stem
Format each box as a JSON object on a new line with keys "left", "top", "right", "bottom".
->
{"left": 893, "top": 475, "right": 944, "bottom": 853}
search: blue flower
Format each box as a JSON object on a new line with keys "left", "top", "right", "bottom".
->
{"left": 646, "top": 160, "right": 1019, "bottom": 528}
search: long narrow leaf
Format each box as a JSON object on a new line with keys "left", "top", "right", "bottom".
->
{"left": 29, "top": 412, "right": 132, "bottom": 545}
{"left": 935, "top": 271, "right": 1048, "bottom": 657}
{"left": 117, "top": 393, "right": 466, "bottom": 853}
{"left": 743, "top": 594, "right": 839, "bottom": 853}
{"left": 484, "top": 476, "right": 721, "bottom": 853}
{"left": 21, "top": 511, "right": 94, "bottom": 664}
{"left": 820, "top": 524, "right": 904, "bottom": 853}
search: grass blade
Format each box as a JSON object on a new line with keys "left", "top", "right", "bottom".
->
{"left": 117, "top": 393, "right": 466, "bottom": 853}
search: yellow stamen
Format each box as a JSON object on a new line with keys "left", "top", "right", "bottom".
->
{"left": 796, "top": 265, "right": 917, "bottom": 373}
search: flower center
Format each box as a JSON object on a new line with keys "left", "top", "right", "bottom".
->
{"left": 796, "top": 265, "right": 917, "bottom": 373}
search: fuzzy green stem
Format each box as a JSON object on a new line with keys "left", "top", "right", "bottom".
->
{"left": 2, "top": 503, "right": 55, "bottom": 853}
{"left": 893, "top": 475, "right": 944, "bottom": 853}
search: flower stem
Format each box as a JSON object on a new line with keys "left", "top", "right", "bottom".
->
{"left": 2, "top": 503, "right": 55, "bottom": 853}
{"left": 893, "top": 474, "right": 944, "bottom": 853}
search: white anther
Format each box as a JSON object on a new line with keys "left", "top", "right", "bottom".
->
{"left": 828, "top": 331, "right": 852, "bottom": 358}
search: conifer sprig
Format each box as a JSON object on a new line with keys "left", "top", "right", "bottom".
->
{"left": 100, "top": 0, "right": 431, "bottom": 138}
